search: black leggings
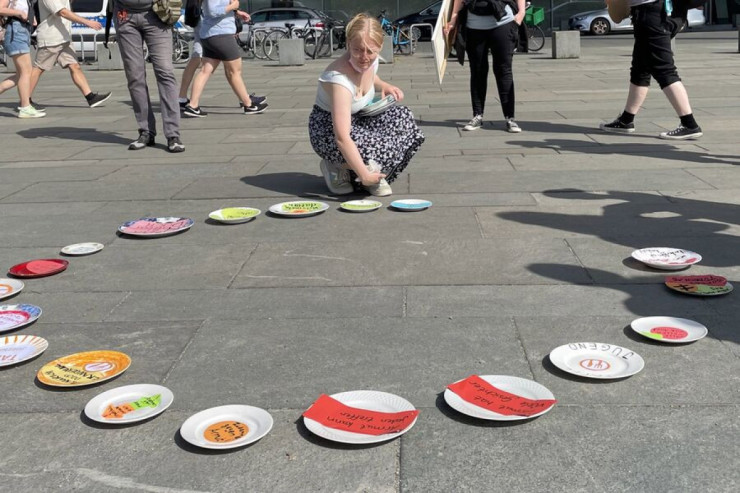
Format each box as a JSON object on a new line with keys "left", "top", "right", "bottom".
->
{"left": 465, "top": 23, "right": 518, "bottom": 118}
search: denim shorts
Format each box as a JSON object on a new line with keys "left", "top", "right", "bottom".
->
{"left": 2, "top": 20, "right": 31, "bottom": 56}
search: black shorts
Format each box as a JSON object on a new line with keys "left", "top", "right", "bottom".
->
{"left": 201, "top": 34, "right": 241, "bottom": 61}
{"left": 629, "top": 2, "right": 681, "bottom": 89}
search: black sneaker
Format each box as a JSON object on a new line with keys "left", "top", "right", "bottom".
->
{"left": 243, "top": 102, "right": 268, "bottom": 115}
{"left": 599, "top": 117, "right": 635, "bottom": 134}
{"left": 87, "top": 92, "right": 112, "bottom": 108}
{"left": 183, "top": 104, "right": 208, "bottom": 118}
{"left": 659, "top": 125, "right": 703, "bottom": 140}
{"left": 128, "top": 131, "right": 155, "bottom": 150}
{"left": 167, "top": 137, "right": 185, "bottom": 153}
{"left": 240, "top": 93, "right": 267, "bottom": 107}
{"left": 179, "top": 98, "right": 190, "bottom": 109}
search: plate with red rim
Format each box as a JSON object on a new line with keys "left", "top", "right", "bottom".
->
{"left": 0, "top": 334, "right": 48, "bottom": 367}
{"left": 665, "top": 275, "right": 733, "bottom": 297}
{"left": 180, "top": 405, "right": 274, "bottom": 449}
{"left": 549, "top": 342, "right": 645, "bottom": 379}
{"left": 0, "top": 278, "right": 24, "bottom": 301}
{"left": 8, "top": 259, "right": 69, "bottom": 278}
{"left": 631, "top": 247, "right": 702, "bottom": 270}
{"left": 0, "top": 304, "right": 42, "bottom": 333}
{"left": 630, "top": 316, "right": 707, "bottom": 343}
{"left": 118, "top": 217, "right": 194, "bottom": 238}
{"left": 61, "top": 242, "right": 104, "bottom": 256}
{"left": 84, "top": 384, "right": 175, "bottom": 424}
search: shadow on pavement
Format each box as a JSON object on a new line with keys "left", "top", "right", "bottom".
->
{"left": 241, "top": 172, "right": 331, "bottom": 197}
{"left": 17, "top": 127, "right": 131, "bottom": 145}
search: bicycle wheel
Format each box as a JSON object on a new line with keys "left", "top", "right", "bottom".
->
{"left": 316, "top": 33, "right": 331, "bottom": 58}
{"left": 528, "top": 25, "right": 545, "bottom": 52}
{"left": 303, "top": 31, "right": 318, "bottom": 58}
{"left": 173, "top": 37, "right": 188, "bottom": 63}
{"left": 253, "top": 30, "right": 270, "bottom": 59}
{"left": 397, "top": 28, "right": 414, "bottom": 55}
{"left": 266, "top": 30, "right": 287, "bottom": 61}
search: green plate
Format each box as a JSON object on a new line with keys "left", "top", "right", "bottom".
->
{"left": 340, "top": 200, "right": 383, "bottom": 213}
{"left": 209, "top": 207, "right": 261, "bottom": 224}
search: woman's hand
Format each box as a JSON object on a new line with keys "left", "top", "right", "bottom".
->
{"left": 443, "top": 20, "right": 455, "bottom": 36}
{"left": 236, "top": 10, "right": 250, "bottom": 21}
{"left": 514, "top": 12, "right": 526, "bottom": 25}
{"left": 381, "top": 83, "right": 404, "bottom": 102}
{"left": 359, "top": 171, "right": 387, "bottom": 186}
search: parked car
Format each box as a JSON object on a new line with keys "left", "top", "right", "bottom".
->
{"left": 245, "top": 6, "right": 340, "bottom": 33}
{"left": 394, "top": 0, "right": 443, "bottom": 41}
{"left": 569, "top": 7, "right": 705, "bottom": 35}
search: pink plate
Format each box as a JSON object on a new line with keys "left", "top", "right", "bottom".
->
{"left": 8, "top": 259, "right": 69, "bottom": 278}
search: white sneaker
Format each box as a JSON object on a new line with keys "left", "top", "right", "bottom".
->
{"left": 463, "top": 114, "right": 483, "bottom": 131}
{"left": 506, "top": 119, "right": 522, "bottom": 133}
{"left": 363, "top": 159, "right": 392, "bottom": 196}
{"left": 320, "top": 159, "right": 353, "bottom": 195}
{"left": 18, "top": 105, "right": 46, "bottom": 119}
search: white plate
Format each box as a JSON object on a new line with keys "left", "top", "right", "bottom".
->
{"left": 303, "top": 390, "right": 418, "bottom": 444}
{"left": 269, "top": 201, "right": 329, "bottom": 217}
{"left": 444, "top": 375, "right": 555, "bottom": 421}
{"left": 0, "top": 278, "right": 24, "bottom": 301}
{"left": 390, "top": 199, "right": 432, "bottom": 211}
{"left": 357, "top": 94, "right": 397, "bottom": 117}
{"left": 630, "top": 316, "right": 708, "bottom": 343}
{"left": 180, "top": 405, "right": 273, "bottom": 449}
{"left": 118, "top": 217, "right": 194, "bottom": 238}
{"left": 549, "top": 342, "right": 645, "bottom": 379}
{"left": 665, "top": 277, "right": 733, "bottom": 297}
{"left": 0, "top": 334, "right": 48, "bottom": 367}
{"left": 631, "top": 247, "right": 701, "bottom": 270}
{"left": 61, "top": 242, "right": 104, "bottom": 256}
{"left": 209, "top": 207, "right": 261, "bottom": 224}
{"left": 340, "top": 200, "right": 383, "bottom": 213}
{"left": 84, "top": 384, "right": 174, "bottom": 424}
{"left": 0, "top": 304, "right": 42, "bottom": 333}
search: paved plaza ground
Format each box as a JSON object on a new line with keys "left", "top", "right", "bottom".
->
{"left": 1, "top": 31, "right": 739, "bottom": 492}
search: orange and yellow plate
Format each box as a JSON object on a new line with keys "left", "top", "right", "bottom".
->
{"left": 37, "top": 350, "right": 131, "bottom": 387}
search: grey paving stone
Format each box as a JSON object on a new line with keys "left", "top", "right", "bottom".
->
{"left": 1, "top": 180, "right": 194, "bottom": 203}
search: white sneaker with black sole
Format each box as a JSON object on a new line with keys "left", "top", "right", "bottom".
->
{"left": 243, "top": 102, "right": 268, "bottom": 115}
{"left": 463, "top": 114, "right": 483, "bottom": 131}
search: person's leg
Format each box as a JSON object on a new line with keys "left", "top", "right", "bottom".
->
{"left": 624, "top": 83, "right": 649, "bottom": 114}
{"left": 464, "top": 28, "right": 490, "bottom": 118}
{"left": 662, "top": 82, "right": 691, "bottom": 116}
{"left": 116, "top": 12, "right": 156, "bottom": 136}
{"left": 179, "top": 54, "right": 201, "bottom": 99}
{"left": 0, "top": 74, "right": 19, "bottom": 95}
{"left": 189, "top": 58, "right": 218, "bottom": 108}
{"left": 67, "top": 64, "right": 93, "bottom": 96}
{"left": 13, "top": 53, "right": 32, "bottom": 107}
{"left": 29, "top": 67, "right": 44, "bottom": 94}
{"left": 490, "top": 22, "right": 517, "bottom": 124}
{"left": 221, "top": 57, "right": 252, "bottom": 106}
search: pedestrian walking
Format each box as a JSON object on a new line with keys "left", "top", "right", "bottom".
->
{"left": 600, "top": 0, "right": 702, "bottom": 140}
{"left": 444, "top": 0, "right": 526, "bottom": 132}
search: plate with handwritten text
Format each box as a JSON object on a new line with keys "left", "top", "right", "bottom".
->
{"left": 37, "top": 350, "right": 131, "bottom": 387}
{"left": 444, "top": 375, "right": 556, "bottom": 421}
{"left": 631, "top": 247, "right": 702, "bottom": 270}
{"left": 269, "top": 201, "right": 329, "bottom": 217}
{"left": 549, "top": 342, "right": 644, "bottom": 379}
{"left": 209, "top": 207, "right": 261, "bottom": 224}
{"left": 180, "top": 405, "right": 273, "bottom": 449}
{"left": 0, "top": 278, "right": 24, "bottom": 302}
{"left": 0, "top": 304, "right": 42, "bottom": 333}
{"left": 665, "top": 275, "right": 733, "bottom": 296}
{"left": 61, "top": 242, "right": 104, "bottom": 256}
{"left": 118, "top": 217, "right": 194, "bottom": 238}
{"left": 630, "top": 316, "right": 707, "bottom": 343}
{"left": 303, "top": 390, "right": 418, "bottom": 444}
{"left": 0, "top": 334, "right": 48, "bottom": 368}
{"left": 84, "top": 384, "right": 174, "bottom": 424}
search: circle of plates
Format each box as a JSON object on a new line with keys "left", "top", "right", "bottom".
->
{"left": 631, "top": 247, "right": 702, "bottom": 270}
{"left": 0, "top": 334, "right": 48, "bottom": 367}
{"left": 0, "top": 278, "right": 24, "bottom": 301}
{"left": 0, "top": 304, "right": 42, "bottom": 333}
{"left": 209, "top": 207, "right": 261, "bottom": 224}
{"left": 8, "top": 259, "right": 69, "bottom": 278}
{"left": 390, "top": 199, "right": 432, "bottom": 211}
{"left": 180, "top": 405, "right": 274, "bottom": 450}
{"left": 37, "top": 350, "right": 131, "bottom": 387}
{"left": 444, "top": 375, "right": 556, "bottom": 421}
{"left": 61, "top": 242, "right": 104, "bottom": 256}
{"left": 303, "top": 390, "right": 418, "bottom": 444}
{"left": 549, "top": 342, "right": 645, "bottom": 380}
{"left": 118, "top": 217, "right": 194, "bottom": 238}
{"left": 340, "top": 199, "right": 383, "bottom": 213}
{"left": 269, "top": 201, "right": 329, "bottom": 217}
{"left": 84, "top": 384, "right": 174, "bottom": 424}
{"left": 665, "top": 275, "right": 733, "bottom": 296}
{"left": 630, "top": 316, "right": 708, "bottom": 343}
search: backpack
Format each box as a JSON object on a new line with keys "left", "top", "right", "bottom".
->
{"left": 184, "top": 0, "right": 201, "bottom": 28}
{"left": 152, "top": 0, "right": 182, "bottom": 26}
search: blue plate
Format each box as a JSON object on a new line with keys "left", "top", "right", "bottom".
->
{"left": 390, "top": 199, "right": 432, "bottom": 211}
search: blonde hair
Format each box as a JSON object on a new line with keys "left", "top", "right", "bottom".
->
{"left": 345, "top": 13, "right": 384, "bottom": 51}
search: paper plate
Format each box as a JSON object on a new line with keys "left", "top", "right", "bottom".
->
{"left": 37, "top": 350, "right": 131, "bottom": 387}
{"left": 549, "top": 342, "right": 644, "bottom": 379}
{"left": 0, "top": 304, "right": 42, "bottom": 333}
{"left": 84, "top": 384, "right": 174, "bottom": 424}
{"left": 0, "top": 278, "right": 24, "bottom": 301}
{"left": 357, "top": 94, "right": 397, "bottom": 117}
{"left": 340, "top": 200, "right": 383, "bottom": 213}
{"left": 303, "top": 390, "right": 418, "bottom": 444}
{"left": 0, "top": 334, "right": 48, "bottom": 367}
{"left": 209, "top": 207, "right": 261, "bottom": 224}
{"left": 665, "top": 275, "right": 733, "bottom": 296}
{"left": 630, "top": 316, "right": 707, "bottom": 343}
{"left": 390, "top": 199, "right": 432, "bottom": 211}
{"left": 268, "top": 201, "right": 329, "bottom": 217}
{"left": 8, "top": 259, "right": 69, "bottom": 278}
{"left": 443, "top": 375, "right": 556, "bottom": 421}
{"left": 180, "top": 405, "right": 273, "bottom": 449}
{"left": 631, "top": 247, "right": 702, "bottom": 270}
{"left": 61, "top": 242, "right": 104, "bottom": 256}
{"left": 118, "top": 217, "right": 194, "bottom": 238}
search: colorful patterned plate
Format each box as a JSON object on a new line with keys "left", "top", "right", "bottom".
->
{"left": 0, "top": 334, "right": 48, "bottom": 367}
{"left": 269, "top": 201, "right": 329, "bottom": 217}
{"left": 0, "top": 278, "right": 24, "bottom": 301}
{"left": 340, "top": 200, "right": 383, "bottom": 213}
{"left": 37, "top": 350, "right": 131, "bottom": 387}
{"left": 61, "top": 242, "right": 104, "bottom": 256}
{"left": 84, "top": 384, "right": 174, "bottom": 424}
{"left": 631, "top": 247, "right": 702, "bottom": 270}
{"left": 549, "top": 342, "right": 644, "bottom": 380}
{"left": 390, "top": 199, "right": 432, "bottom": 211}
{"left": 118, "top": 217, "right": 194, "bottom": 238}
{"left": 630, "top": 316, "right": 708, "bottom": 343}
{"left": 357, "top": 94, "right": 397, "bottom": 117}
{"left": 8, "top": 259, "right": 69, "bottom": 278}
{"left": 0, "top": 304, "right": 42, "bottom": 333}
{"left": 209, "top": 207, "right": 261, "bottom": 224}
{"left": 180, "top": 405, "right": 274, "bottom": 449}
{"left": 665, "top": 275, "right": 733, "bottom": 297}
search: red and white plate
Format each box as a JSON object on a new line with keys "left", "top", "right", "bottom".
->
{"left": 549, "top": 342, "right": 645, "bottom": 379}
{"left": 0, "top": 334, "right": 48, "bottom": 367}
{"left": 631, "top": 247, "right": 701, "bottom": 270}
{"left": 8, "top": 259, "right": 69, "bottom": 278}
{"left": 630, "top": 316, "right": 708, "bottom": 343}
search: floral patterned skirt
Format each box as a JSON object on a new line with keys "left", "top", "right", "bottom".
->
{"left": 308, "top": 105, "right": 425, "bottom": 186}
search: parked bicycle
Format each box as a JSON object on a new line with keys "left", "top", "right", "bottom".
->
{"left": 378, "top": 10, "right": 416, "bottom": 55}
{"left": 265, "top": 21, "right": 320, "bottom": 61}
{"left": 236, "top": 23, "right": 271, "bottom": 60}
{"left": 307, "top": 20, "right": 345, "bottom": 59}
{"left": 143, "top": 30, "right": 189, "bottom": 63}
{"left": 524, "top": 3, "right": 546, "bottom": 52}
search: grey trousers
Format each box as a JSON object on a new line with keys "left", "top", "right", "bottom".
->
{"left": 115, "top": 9, "right": 180, "bottom": 139}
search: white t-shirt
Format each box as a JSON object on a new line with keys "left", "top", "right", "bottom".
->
{"left": 36, "top": 0, "right": 72, "bottom": 47}
{"left": 7, "top": 0, "right": 29, "bottom": 16}
{"left": 314, "top": 60, "right": 379, "bottom": 114}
